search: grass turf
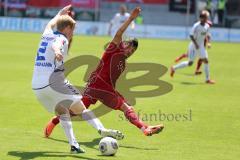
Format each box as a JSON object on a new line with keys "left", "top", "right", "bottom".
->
{"left": 0, "top": 31, "right": 239, "bottom": 160}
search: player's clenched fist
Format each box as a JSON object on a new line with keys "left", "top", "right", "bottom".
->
{"left": 130, "top": 7, "right": 141, "bottom": 19}
{"left": 59, "top": 5, "right": 72, "bottom": 16}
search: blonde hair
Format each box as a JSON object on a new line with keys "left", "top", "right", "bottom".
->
{"left": 56, "top": 15, "right": 76, "bottom": 31}
{"left": 201, "top": 10, "right": 210, "bottom": 18}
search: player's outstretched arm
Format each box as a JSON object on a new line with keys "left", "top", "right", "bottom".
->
{"left": 44, "top": 5, "right": 72, "bottom": 32}
{"left": 112, "top": 7, "right": 141, "bottom": 45}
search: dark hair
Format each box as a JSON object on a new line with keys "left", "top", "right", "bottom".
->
{"left": 130, "top": 38, "right": 138, "bottom": 50}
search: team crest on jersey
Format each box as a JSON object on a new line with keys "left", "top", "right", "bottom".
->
{"left": 117, "top": 61, "right": 124, "bottom": 73}
{"left": 41, "top": 36, "right": 54, "bottom": 41}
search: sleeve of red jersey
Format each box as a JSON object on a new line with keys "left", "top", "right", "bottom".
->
{"left": 106, "top": 42, "right": 118, "bottom": 51}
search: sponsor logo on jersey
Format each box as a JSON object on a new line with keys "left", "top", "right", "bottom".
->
{"left": 35, "top": 62, "right": 53, "bottom": 67}
{"left": 201, "top": 32, "right": 207, "bottom": 35}
{"left": 41, "top": 36, "right": 55, "bottom": 41}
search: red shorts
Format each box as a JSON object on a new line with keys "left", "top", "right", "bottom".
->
{"left": 81, "top": 76, "right": 126, "bottom": 110}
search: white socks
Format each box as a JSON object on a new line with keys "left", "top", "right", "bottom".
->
{"left": 173, "top": 61, "right": 189, "bottom": 70}
{"left": 59, "top": 114, "right": 79, "bottom": 148}
{"left": 59, "top": 109, "right": 106, "bottom": 148}
{"left": 173, "top": 60, "right": 211, "bottom": 81}
{"left": 204, "top": 63, "right": 210, "bottom": 81}
{"left": 82, "top": 109, "right": 105, "bottom": 131}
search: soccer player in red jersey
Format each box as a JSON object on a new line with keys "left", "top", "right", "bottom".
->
{"left": 45, "top": 7, "right": 164, "bottom": 138}
{"left": 174, "top": 11, "right": 212, "bottom": 75}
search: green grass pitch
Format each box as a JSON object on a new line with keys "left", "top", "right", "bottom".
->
{"left": 0, "top": 31, "right": 239, "bottom": 160}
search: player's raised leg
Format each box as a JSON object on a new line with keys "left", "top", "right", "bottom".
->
{"left": 170, "top": 50, "right": 196, "bottom": 77}
{"left": 80, "top": 80, "right": 164, "bottom": 136}
{"left": 171, "top": 61, "right": 191, "bottom": 77}
{"left": 171, "top": 44, "right": 196, "bottom": 77}
{"left": 175, "top": 53, "right": 188, "bottom": 63}
{"left": 119, "top": 103, "right": 164, "bottom": 136}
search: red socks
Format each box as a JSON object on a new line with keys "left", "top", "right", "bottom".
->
{"left": 52, "top": 116, "right": 60, "bottom": 125}
{"left": 181, "top": 53, "right": 188, "bottom": 59}
{"left": 124, "top": 107, "right": 147, "bottom": 129}
{"left": 51, "top": 108, "right": 148, "bottom": 130}
{"left": 175, "top": 53, "right": 188, "bottom": 62}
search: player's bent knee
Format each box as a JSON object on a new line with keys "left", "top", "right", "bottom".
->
{"left": 69, "top": 101, "right": 86, "bottom": 115}
{"left": 55, "top": 105, "right": 69, "bottom": 115}
{"left": 188, "top": 61, "right": 193, "bottom": 66}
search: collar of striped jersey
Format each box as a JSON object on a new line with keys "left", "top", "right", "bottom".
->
{"left": 54, "top": 31, "right": 67, "bottom": 39}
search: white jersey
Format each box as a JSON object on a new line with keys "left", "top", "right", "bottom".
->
{"left": 189, "top": 21, "right": 210, "bottom": 46}
{"left": 32, "top": 29, "right": 69, "bottom": 89}
{"left": 110, "top": 12, "right": 134, "bottom": 37}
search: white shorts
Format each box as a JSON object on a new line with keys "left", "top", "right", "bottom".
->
{"left": 188, "top": 43, "right": 208, "bottom": 62}
{"left": 33, "top": 81, "right": 82, "bottom": 113}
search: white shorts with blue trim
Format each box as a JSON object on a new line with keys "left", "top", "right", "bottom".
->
{"left": 33, "top": 81, "right": 82, "bottom": 113}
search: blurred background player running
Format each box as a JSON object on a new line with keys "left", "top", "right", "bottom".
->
{"left": 170, "top": 10, "right": 215, "bottom": 84}
{"left": 104, "top": 4, "right": 135, "bottom": 50}
{"left": 108, "top": 4, "right": 135, "bottom": 40}
{"left": 174, "top": 10, "right": 213, "bottom": 75}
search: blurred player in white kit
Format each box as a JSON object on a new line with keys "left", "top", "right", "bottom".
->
{"left": 108, "top": 4, "right": 135, "bottom": 39}
{"left": 170, "top": 10, "right": 215, "bottom": 84}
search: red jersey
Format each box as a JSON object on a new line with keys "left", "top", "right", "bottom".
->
{"left": 89, "top": 42, "right": 127, "bottom": 88}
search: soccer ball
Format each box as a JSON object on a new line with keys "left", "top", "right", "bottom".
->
{"left": 99, "top": 137, "right": 119, "bottom": 156}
